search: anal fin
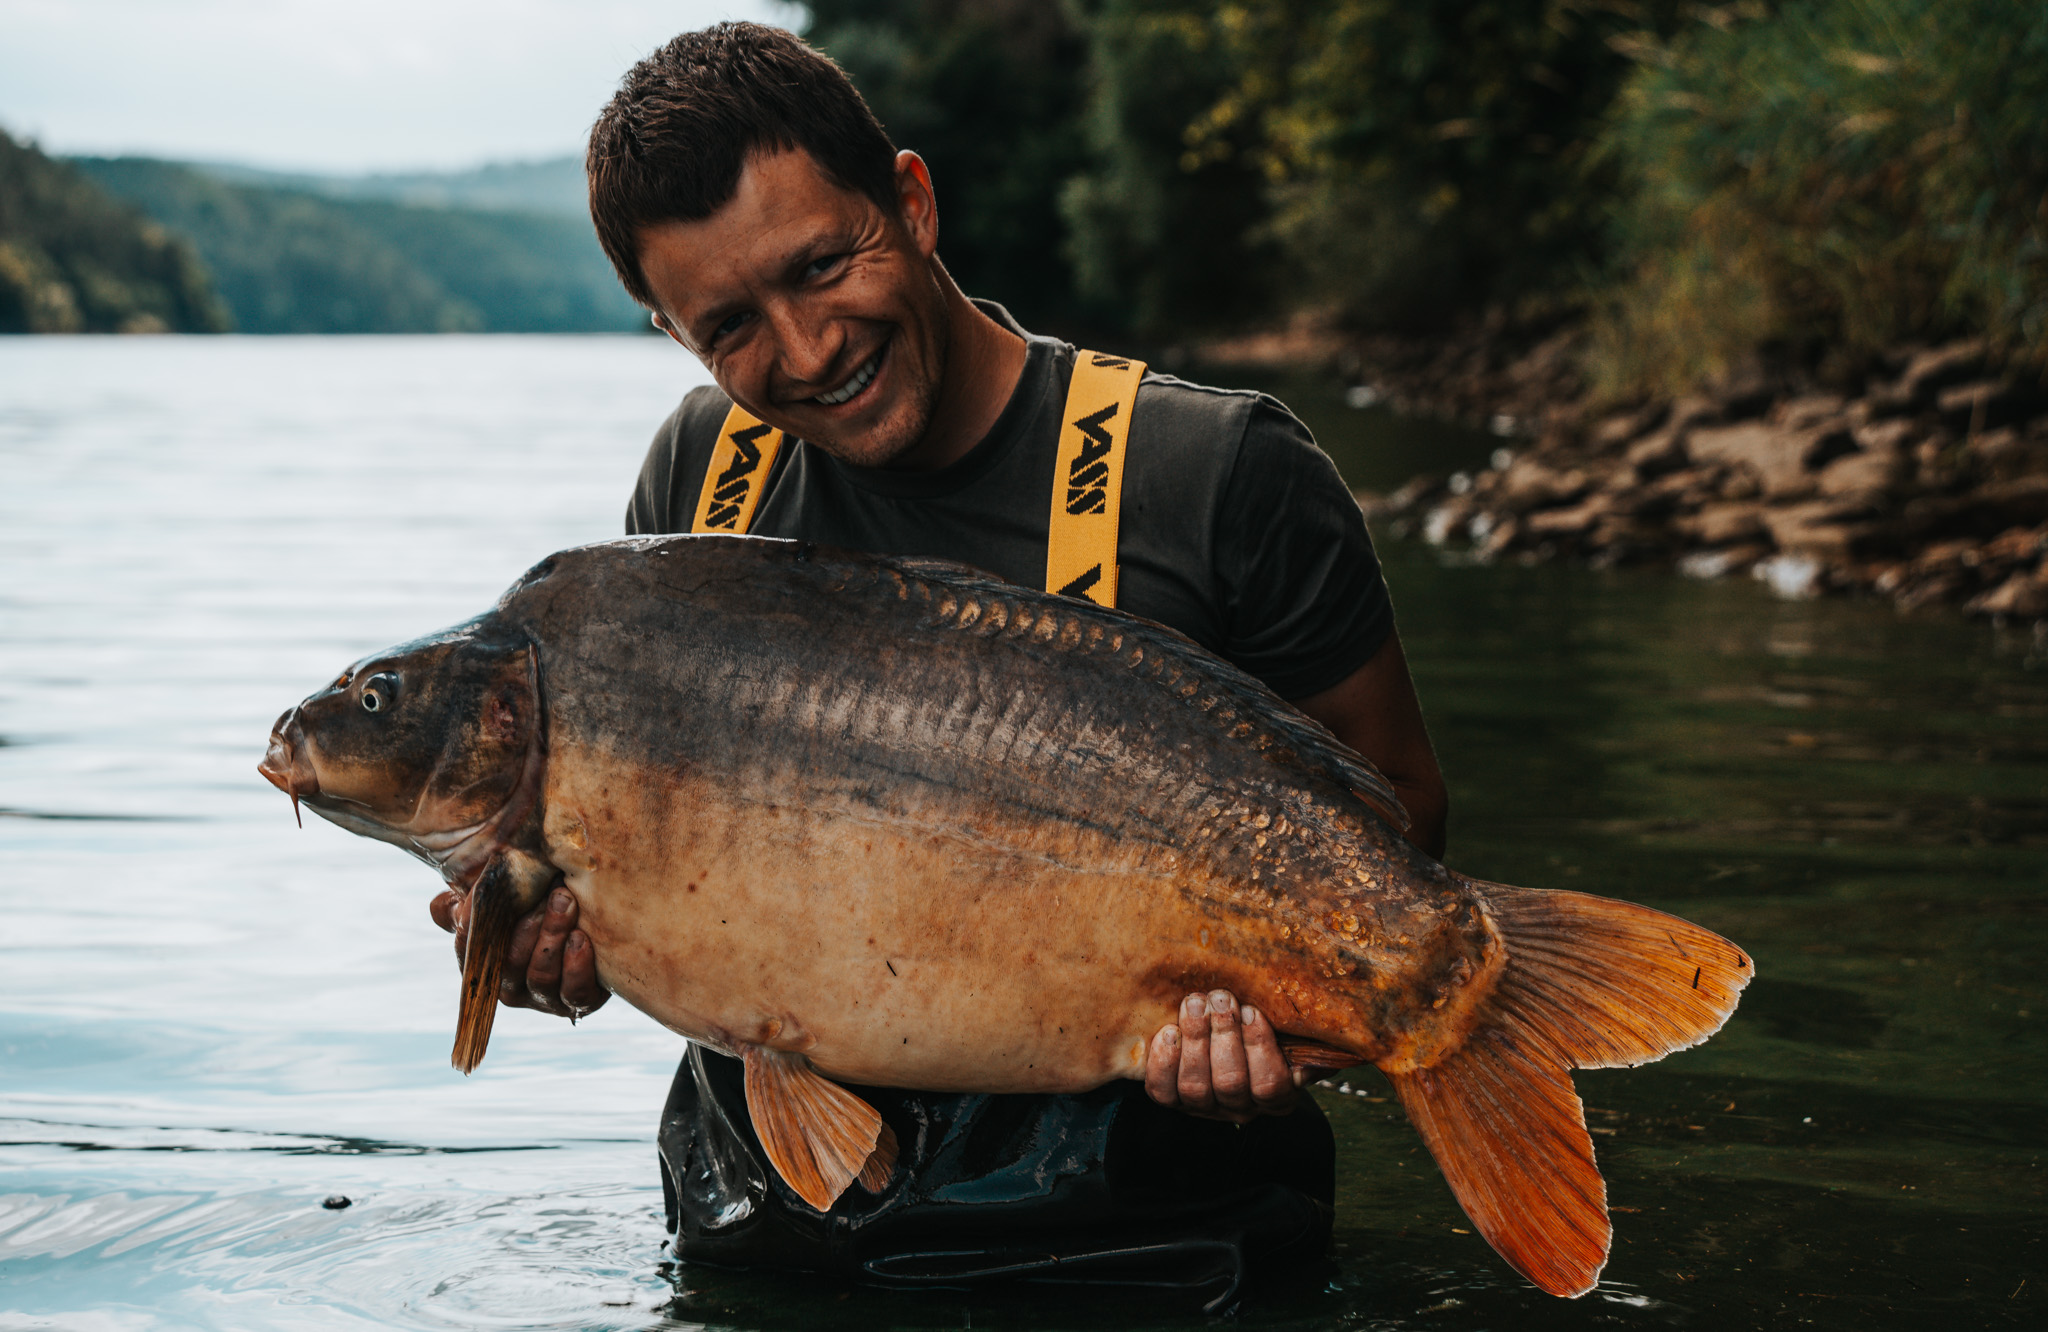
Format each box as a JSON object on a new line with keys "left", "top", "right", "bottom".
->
{"left": 742, "top": 1046, "right": 890, "bottom": 1212}
{"left": 857, "top": 1121, "right": 899, "bottom": 1193}
{"left": 1278, "top": 1036, "right": 1367, "bottom": 1071}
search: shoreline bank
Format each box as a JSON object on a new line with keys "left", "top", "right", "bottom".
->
{"left": 1199, "top": 318, "right": 2048, "bottom": 627}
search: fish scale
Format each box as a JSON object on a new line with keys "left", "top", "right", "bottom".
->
{"left": 261, "top": 533, "right": 1752, "bottom": 1299}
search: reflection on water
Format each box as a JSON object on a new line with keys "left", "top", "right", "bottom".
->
{"left": 3, "top": 338, "right": 2043, "bottom": 1329}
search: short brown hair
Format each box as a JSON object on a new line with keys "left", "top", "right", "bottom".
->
{"left": 586, "top": 23, "right": 900, "bottom": 310}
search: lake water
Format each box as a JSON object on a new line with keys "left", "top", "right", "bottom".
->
{"left": 2, "top": 337, "right": 2042, "bottom": 1330}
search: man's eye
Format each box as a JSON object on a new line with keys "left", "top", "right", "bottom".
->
{"left": 802, "top": 253, "right": 845, "bottom": 280}
{"left": 713, "top": 311, "right": 749, "bottom": 340}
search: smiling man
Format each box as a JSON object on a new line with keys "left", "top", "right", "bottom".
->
{"left": 432, "top": 20, "right": 1447, "bottom": 1306}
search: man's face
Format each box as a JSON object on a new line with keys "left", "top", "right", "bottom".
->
{"left": 638, "top": 148, "right": 950, "bottom": 468}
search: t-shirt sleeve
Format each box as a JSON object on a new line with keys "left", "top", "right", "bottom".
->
{"left": 1213, "top": 396, "right": 1394, "bottom": 700}
{"left": 625, "top": 384, "right": 731, "bottom": 537}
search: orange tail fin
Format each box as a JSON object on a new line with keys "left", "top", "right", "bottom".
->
{"left": 1387, "top": 884, "right": 1753, "bottom": 1298}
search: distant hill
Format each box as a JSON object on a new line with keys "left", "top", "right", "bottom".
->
{"left": 200, "top": 156, "right": 588, "bottom": 219}
{"left": 72, "top": 157, "right": 642, "bottom": 334}
{"left": 0, "top": 130, "right": 228, "bottom": 333}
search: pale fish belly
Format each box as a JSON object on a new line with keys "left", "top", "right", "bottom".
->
{"left": 540, "top": 748, "right": 1250, "bottom": 1094}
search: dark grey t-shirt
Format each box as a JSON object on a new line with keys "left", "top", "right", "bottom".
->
{"left": 626, "top": 303, "right": 1391, "bottom": 699}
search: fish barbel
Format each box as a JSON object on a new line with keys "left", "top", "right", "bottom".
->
{"left": 258, "top": 534, "right": 1751, "bottom": 1297}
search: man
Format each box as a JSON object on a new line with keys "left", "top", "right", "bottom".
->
{"left": 434, "top": 21, "right": 1446, "bottom": 1307}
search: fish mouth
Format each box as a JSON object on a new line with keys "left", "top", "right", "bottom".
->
{"left": 258, "top": 707, "right": 319, "bottom": 824}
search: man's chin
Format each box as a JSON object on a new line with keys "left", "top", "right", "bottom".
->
{"left": 799, "top": 395, "right": 935, "bottom": 469}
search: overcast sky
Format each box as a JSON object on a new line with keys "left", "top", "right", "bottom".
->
{"left": 0, "top": 0, "right": 798, "bottom": 173}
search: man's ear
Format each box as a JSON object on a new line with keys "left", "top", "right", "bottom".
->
{"left": 650, "top": 310, "right": 684, "bottom": 346}
{"left": 894, "top": 150, "right": 938, "bottom": 258}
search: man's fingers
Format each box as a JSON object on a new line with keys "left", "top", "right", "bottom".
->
{"left": 525, "top": 889, "right": 576, "bottom": 1011}
{"left": 560, "top": 930, "right": 611, "bottom": 1018}
{"left": 496, "top": 901, "right": 548, "bottom": 1009}
{"left": 428, "top": 890, "right": 459, "bottom": 935}
{"left": 1204, "top": 990, "right": 1254, "bottom": 1117}
{"left": 1175, "top": 993, "right": 1216, "bottom": 1113}
{"left": 1240, "top": 1005, "right": 1300, "bottom": 1109}
{"left": 1144, "top": 1023, "right": 1181, "bottom": 1106}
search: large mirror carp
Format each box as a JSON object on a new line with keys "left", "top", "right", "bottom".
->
{"left": 258, "top": 534, "right": 1751, "bottom": 1297}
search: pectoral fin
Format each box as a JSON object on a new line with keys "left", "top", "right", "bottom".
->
{"left": 452, "top": 860, "right": 518, "bottom": 1074}
{"left": 741, "top": 1046, "right": 896, "bottom": 1211}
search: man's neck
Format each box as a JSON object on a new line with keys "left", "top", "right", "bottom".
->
{"left": 886, "top": 278, "right": 1027, "bottom": 472}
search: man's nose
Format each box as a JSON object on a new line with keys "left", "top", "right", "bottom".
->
{"left": 764, "top": 303, "right": 844, "bottom": 391}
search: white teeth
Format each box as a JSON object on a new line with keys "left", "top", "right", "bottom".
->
{"left": 813, "top": 353, "right": 879, "bottom": 406}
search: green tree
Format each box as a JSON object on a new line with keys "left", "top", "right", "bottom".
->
{"left": 1059, "top": 0, "right": 1280, "bottom": 336}
{"left": 0, "top": 129, "right": 228, "bottom": 333}
{"left": 806, "top": 0, "right": 1096, "bottom": 331}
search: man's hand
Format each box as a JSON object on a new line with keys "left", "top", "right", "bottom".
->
{"left": 428, "top": 886, "right": 610, "bottom": 1020}
{"left": 1144, "top": 990, "right": 1300, "bottom": 1123}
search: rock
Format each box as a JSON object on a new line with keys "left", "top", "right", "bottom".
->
{"left": 1626, "top": 428, "right": 1689, "bottom": 479}
{"left": 1478, "top": 513, "right": 1522, "bottom": 559}
{"left": 1961, "top": 428, "right": 2047, "bottom": 483}
{"left": 1816, "top": 448, "right": 1908, "bottom": 498}
{"left": 1898, "top": 339, "right": 1988, "bottom": 404}
{"left": 1668, "top": 394, "right": 1724, "bottom": 434}
{"left": 1589, "top": 403, "right": 1668, "bottom": 449}
{"left": 1423, "top": 497, "right": 1475, "bottom": 545}
{"left": 1771, "top": 393, "right": 1848, "bottom": 429}
{"left": 1678, "top": 544, "right": 1769, "bottom": 579}
{"left": 1677, "top": 501, "right": 1770, "bottom": 546}
{"left": 1853, "top": 417, "right": 1922, "bottom": 455}
{"left": 1494, "top": 456, "right": 1592, "bottom": 512}
{"left": 1761, "top": 500, "right": 1878, "bottom": 559}
{"left": 1903, "top": 475, "right": 2048, "bottom": 538}
{"left": 1980, "top": 523, "right": 2048, "bottom": 567}
{"left": 1363, "top": 475, "right": 1443, "bottom": 518}
{"left": 1966, "top": 567, "right": 2048, "bottom": 619}
{"left": 1524, "top": 494, "right": 1615, "bottom": 538}
{"left": 1752, "top": 553, "right": 1826, "bottom": 599}
{"left": 1937, "top": 379, "right": 2037, "bottom": 432}
{"left": 1686, "top": 420, "right": 1854, "bottom": 499}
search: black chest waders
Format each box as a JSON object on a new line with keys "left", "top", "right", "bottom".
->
{"left": 663, "top": 353, "right": 1335, "bottom": 1311}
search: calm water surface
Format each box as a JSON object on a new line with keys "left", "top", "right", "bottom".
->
{"left": 2, "top": 337, "right": 2041, "bottom": 1329}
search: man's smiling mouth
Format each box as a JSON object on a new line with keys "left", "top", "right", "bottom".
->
{"left": 812, "top": 346, "right": 883, "bottom": 407}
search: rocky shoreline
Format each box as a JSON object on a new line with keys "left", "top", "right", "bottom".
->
{"left": 1206, "top": 319, "right": 2048, "bottom": 625}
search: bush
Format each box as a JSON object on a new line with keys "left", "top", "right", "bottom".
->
{"left": 1593, "top": 0, "right": 2048, "bottom": 396}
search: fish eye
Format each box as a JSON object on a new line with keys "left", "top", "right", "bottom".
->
{"left": 360, "top": 673, "right": 400, "bottom": 714}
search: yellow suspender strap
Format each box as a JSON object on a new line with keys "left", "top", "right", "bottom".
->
{"left": 1045, "top": 350, "right": 1147, "bottom": 607}
{"left": 690, "top": 403, "right": 787, "bottom": 534}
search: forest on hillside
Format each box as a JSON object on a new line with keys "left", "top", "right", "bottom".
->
{"left": 72, "top": 158, "right": 643, "bottom": 334}
{"left": 0, "top": 131, "right": 227, "bottom": 333}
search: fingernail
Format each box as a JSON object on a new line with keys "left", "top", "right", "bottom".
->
{"left": 1182, "top": 994, "right": 1206, "bottom": 1019}
{"left": 549, "top": 889, "right": 571, "bottom": 914}
{"left": 1240, "top": 1004, "right": 1257, "bottom": 1026}
{"left": 1209, "top": 991, "right": 1233, "bottom": 1015}
{"left": 1162, "top": 1026, "right": 1180, "bottom": 1047}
